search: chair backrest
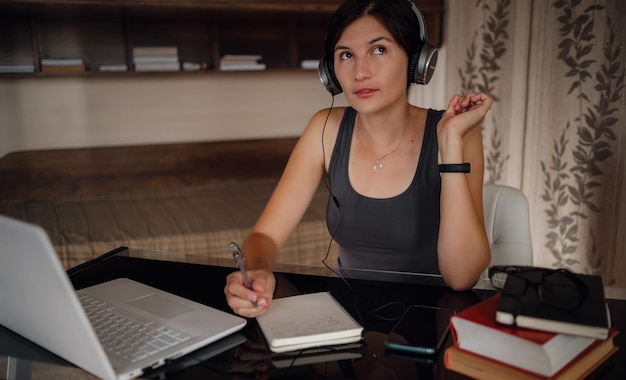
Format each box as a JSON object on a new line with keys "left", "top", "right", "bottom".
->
{"left": 483, "top": 184, "right": 533, "bottom": 270}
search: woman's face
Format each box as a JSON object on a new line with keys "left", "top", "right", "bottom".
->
{"left": 333, "top": 15, "right": 409, "bottom": 113}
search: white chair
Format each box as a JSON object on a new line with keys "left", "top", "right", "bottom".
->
{"left": 483, "top": 184, "right": 533, "bottom": 270}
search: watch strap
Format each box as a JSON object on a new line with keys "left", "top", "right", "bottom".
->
{"left": 439, "top": 163, "right": 471, "bottom": 173}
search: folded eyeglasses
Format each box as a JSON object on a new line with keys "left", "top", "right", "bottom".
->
{"left": 488, "top": 266, "right": 589, "bottom": 310}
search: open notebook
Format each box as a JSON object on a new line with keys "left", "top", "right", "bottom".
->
{"left": 0, "top": 215, "right": 246, "bottom": 380}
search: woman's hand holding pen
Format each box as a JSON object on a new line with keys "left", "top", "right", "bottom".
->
{"left": 225, "top": 269, "right": 275, "bottom": 318}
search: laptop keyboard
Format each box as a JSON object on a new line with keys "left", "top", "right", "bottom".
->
{"left": 80, "top": 294, "right": 191, "bottom": 363}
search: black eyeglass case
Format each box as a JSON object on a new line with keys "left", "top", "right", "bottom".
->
{"left": 495, "top": 272, "right": 610, "bottom": 340}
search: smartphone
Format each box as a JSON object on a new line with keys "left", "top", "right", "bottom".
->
{"left": 384, "top": 305, "right": 454, "bottom": 356}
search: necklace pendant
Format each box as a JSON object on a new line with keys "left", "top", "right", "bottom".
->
{"left": 373, "top": 160, "right": 383, "bottom": 170}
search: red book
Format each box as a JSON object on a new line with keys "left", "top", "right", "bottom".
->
{"left": 449, "top": 294, "right": 596, "bottom": 377}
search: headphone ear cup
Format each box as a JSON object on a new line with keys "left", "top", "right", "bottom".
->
{"left": 407, "top": 1, "right": 438, "bottom": 85}
{"left": 413, "top": 42, "right": 438, "bottom": 85}
{"left": 318, "top": 55, "right": 343, "bottom": 95}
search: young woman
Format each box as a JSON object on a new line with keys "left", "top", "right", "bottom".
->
{"left": 225, "top": 0, "right": 492, "bottom": 318}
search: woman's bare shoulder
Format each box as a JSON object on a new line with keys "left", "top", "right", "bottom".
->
{"left": 301, "top": 106, "right": 348, "bottom": 141}
{"left": 309, "top": 106, "right": 348, "bottom": 127}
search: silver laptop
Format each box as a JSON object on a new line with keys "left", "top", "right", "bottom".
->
{"left": 0, "top": 215, "right": 247, "bottom": 380}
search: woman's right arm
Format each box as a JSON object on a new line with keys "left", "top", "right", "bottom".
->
{"left": 224, "top": 108, "right": 343, "bottom": 317}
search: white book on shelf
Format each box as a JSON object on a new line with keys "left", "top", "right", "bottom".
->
{"left": 41, "top": 58, "right": 84, "bottom": 66}
{"left": 133, "top": 56, "right": 179, "bottom": 64}
{"left": 182, "top": 62, "right": 202, "bottom": 71}
{"left": 98, "top": 64, "right": 128, "bottom": 72}
{"left": 219, "top": 53, "right": 266, "bottom": 71}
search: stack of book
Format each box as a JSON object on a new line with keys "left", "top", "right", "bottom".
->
{"left": 445, "top": 273, "right": 618, "bottom": 379}
{"left": 40, "top": 58, "right": 86, "bottom": 73}
{"left": 219, "top": 54, "right": 266, "bottom": 71}
{"left": 133, "top": 46, "right": 180, "bottom": 72}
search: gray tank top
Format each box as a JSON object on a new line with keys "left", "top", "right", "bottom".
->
{"left": 326, "top": 107, "right": 443, "bottom": 273}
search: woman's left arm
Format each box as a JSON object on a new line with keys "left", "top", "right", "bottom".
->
{"left": 436, "top": 93, "right": 493, "bottom": 290}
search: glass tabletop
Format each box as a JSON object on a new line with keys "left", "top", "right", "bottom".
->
{"left": 2, "top": 247, "right": 623, "bottom": 380}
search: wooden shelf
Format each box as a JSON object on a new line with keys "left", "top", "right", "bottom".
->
{"left": 0, "top": 0, "right": 443, "bottom": 76}
{"left": 2, "top": 0, "right": 349, "bottom": 13}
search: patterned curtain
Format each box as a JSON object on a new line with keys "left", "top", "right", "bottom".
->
{"left": 444, "top": 0, "right": 626, "bottom": 298}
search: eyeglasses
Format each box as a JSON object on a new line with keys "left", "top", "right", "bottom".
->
{"left": 488, "top": 266, "right": 589, "bottom": 310}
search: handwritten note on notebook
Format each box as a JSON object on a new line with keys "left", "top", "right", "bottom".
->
{"left": 256, "top": 292, "right": 363, "bottom": 353}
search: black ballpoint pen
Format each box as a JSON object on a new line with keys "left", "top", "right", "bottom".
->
{"left": 229, "top": 241, "right": 258, "bottom": 308}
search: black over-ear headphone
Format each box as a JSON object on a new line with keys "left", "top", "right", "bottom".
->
{"left": 318, "top": 0, "right": 438, "bottom": 95}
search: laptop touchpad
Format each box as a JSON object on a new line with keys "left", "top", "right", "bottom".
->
{"left": 128, "top": 294, "right": 194, "bottom": 319}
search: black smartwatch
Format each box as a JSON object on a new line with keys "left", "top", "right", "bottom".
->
{"left": 439, "top": 163, "right": 471, "bottom": 173}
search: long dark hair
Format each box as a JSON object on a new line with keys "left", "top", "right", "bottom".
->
{"left": 323, "top": 0, "right": 423, "bottom": 61}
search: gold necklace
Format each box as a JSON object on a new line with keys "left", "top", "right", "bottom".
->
{"left": 358, "top": 118, "right": 409, "bottom": 171}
